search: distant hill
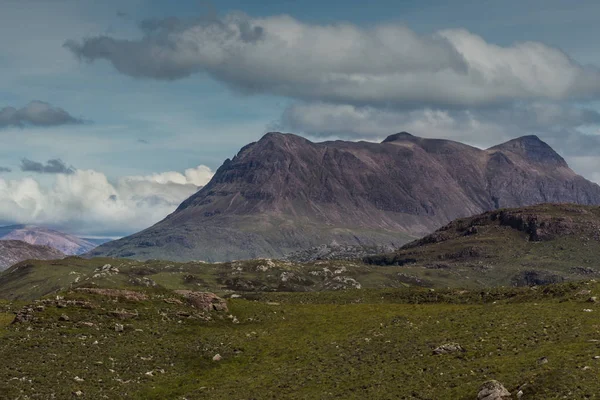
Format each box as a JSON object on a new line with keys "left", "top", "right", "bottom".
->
{"left": 364, "top": 203, "right": 600, "bottom": 287}
{"left": 90, "top": 132, "right": 600, "bottom": 262}
{"left": 0, "top": 225, "right": 99, "bottom": 255}
{"left": 0, "top": 240, "right": 64, "bottom": 271}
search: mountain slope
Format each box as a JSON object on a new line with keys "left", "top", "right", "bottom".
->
{"left": 90, "top": 132, "right": 600, "bottom": 262}
{"left": 0, "top": 240, "right": 64, "bottom": 271}
{"left": 0, "top": 225, "right": 99, "bottom": 255}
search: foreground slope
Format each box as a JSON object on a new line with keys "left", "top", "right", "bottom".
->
{"left": 0, "top": 240, "right": 64, "bottom": 271}
{"left": 90, "top": 132, "right": 600, "bottom": 262}
{"left": 1, "top": 283, "right": 600, "bottom": 399}
{"left": 0, "top": 225, "right": 99, "bottom": 255}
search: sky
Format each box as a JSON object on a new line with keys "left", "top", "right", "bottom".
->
{"left": 1, "top": 0, "right": 599, "bottom": 237}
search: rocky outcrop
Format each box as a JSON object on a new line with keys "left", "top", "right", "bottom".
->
{"left": 0, "top": 240, "right": 64, "bottom": 271}
{"left": 90, "top": 132, "right": 600, "bottom": 262}
{"left": 405, "top": 203, "right": 600, "bottom": 250}
{"left": 284, "top": 242, "right": 396, "bottom": 263}
{"left": 173, "top": 291, "right": 228, "bottom": 312}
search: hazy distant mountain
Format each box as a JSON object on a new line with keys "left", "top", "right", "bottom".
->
{"left": 0, "top": 225, "right": 99, "bottom": 255}
{"left": 90, "top": 132, "right": 600, "bottom": 262}
{"left": 0, "top": 240, "right": 64, "bottom": 271}
{"left": 80, "top": 238, "right": 113, "bottom": 247}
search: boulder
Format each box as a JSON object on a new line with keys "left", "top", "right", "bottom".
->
{"left": 477, "top": 380, "right": 511, "bottom": 400}
{"left": 433, "top": 343, "right": 465, "bottom": 355}
{"left": 173, "top": 291, "right": 228, "bottom": 312}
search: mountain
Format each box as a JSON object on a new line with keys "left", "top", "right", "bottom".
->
{"left": 89, "top": 132, "right": 600, "bottom": 262}
{"left": 0, "top": 225, "right": 99, "bottom": 255}
{"left": 0, "top": 240, "right": 64, "bottom": 271}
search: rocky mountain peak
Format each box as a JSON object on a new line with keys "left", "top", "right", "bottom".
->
{"left": 489, "top": 135, "right": 568, "bottom": 167}
{"left": 381, "top": 132, "right": 417, "bottom": 143}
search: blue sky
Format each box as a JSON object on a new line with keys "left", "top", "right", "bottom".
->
{"left": 1, "top": 0, "right": 599, "bottom": 236}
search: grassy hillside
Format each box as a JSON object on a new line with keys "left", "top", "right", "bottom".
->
{"left": 2, "top": 204, "right": 600, "bottom": 301}
{"left": 364, "top": 203, "right": 600, "bottom": 287}
{"left": 1, "top": 282, "right": 600, "bottom": 399}
{"left": 0, "top": 256, "right": 409, "bottom": 301}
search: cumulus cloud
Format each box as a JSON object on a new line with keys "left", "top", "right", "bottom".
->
{"left": 0, "top": 165, "right": 214, "bottom": 236}
{"left": 0, "top": 101, "right": 83, "bottom": 128}
{"left": 65, "top": 13, "right": 600, "bottom": 108}
{"left": 0, "top": 167, "right": 11, "bottom": 173}
{"left": 20, "top": 158, "right": 75, "bottom": 174}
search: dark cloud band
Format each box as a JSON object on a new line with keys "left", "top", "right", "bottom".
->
{"left": 0, "top": 101, "right": 83, "bottom": 128}
{"left": 20, "top": 158, "right": 75, "bottom": 174}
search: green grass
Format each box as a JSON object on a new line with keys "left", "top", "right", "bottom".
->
{"left": 1, "top": 283, "right": 600, "bottom": 399}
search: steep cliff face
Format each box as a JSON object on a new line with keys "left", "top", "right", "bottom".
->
{"left": 90, "top": 132, "right": 600, "bottom": 262}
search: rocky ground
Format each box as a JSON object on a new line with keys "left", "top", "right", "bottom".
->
{"left": 1, "top": 282, "right": 600, "bottom": 398}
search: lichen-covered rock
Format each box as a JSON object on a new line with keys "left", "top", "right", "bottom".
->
{"left": 433, "top": 343, "right": 465, "bottom": 355}
{"left": 477, "top": 380, "right": 511, "bottom": 400}
{"left": 173, "top": 290, "right": 228, "bottom": 312}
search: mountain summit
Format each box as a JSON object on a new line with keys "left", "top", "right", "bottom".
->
{"left": 90, "top": 132, "right": 600, "bottom": 262}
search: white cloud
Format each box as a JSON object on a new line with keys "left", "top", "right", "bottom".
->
{"left": 0, "top": 165, "right": 214, "bottom": 236}
{"left": 65, "top": 13, "right": 600, "bottom": 108}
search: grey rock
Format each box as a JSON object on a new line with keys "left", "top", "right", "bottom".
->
{"left": 433, "top": 343, "right": 465, "bottom": 355}
{"left": 477, "top": 380, "right": 511, "bottom": 400}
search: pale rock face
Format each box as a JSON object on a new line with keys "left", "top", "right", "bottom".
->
{"left": 90, "top": 132, "right": 600, "bottom": 262}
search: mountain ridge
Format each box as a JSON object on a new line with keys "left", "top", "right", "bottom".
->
{"left": 90, "top": 132, "right": 600, "bottom": 262}
{"left": 0, "top": 225, "right": 100, "bottom": 255}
